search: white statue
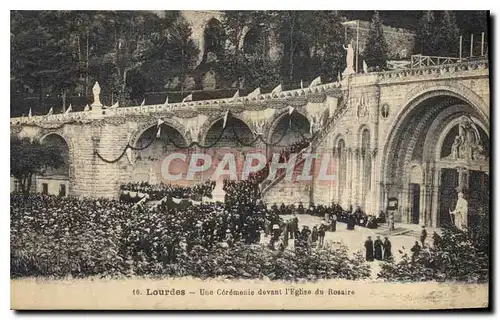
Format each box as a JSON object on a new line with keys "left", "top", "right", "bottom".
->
{"left": 449, "top": 192, "right": 468, "bottom": 230}
{"left": 91, "top": 82, "right": 102, "bottom": 107}
{"left": 343, "top": 43, "right": 355, "bottom": 75}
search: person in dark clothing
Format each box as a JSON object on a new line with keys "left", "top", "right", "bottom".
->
{"left": 364, "top": 236, "right": 374, "bottom": 261}
{"left": 378, "top": 210, "right": 386, "bottom": 223}
{"left": 347, "top": 214, "right": 356, "bottom": 230}
{"left": 297, "top": 202, "right": 305, "bottom": 215}
{"left": 280, "top": 203, "right": 286, "bottom": 214}
{"left": 311, "top": 226, "right": 319, "bottom": 244}
{"left": 271, "top": 203, "right": 278, "bottom": 214}
{"left": 383, "top": 237, "right": 392, "bottom": 260}
{"left": 291, "top": 214, "right": 299, "bottom": 239}
{"left": 411, "top": 241, "right": 421, "bottom": 261}
{"left": 420, "top": 226, "right": 427, "bottom": 247}
{"left": 301, "top": 226, "right": 311, "bottom": 241}
{"left": 374, "top": 236, "right": 383, "bottom": 260}
{"left": 318, "top": 223, "right": 326, "bottom": 247}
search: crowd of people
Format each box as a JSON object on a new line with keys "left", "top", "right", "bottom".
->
{"left": 269, "top": 201, "right": 383, "bottom": 231}
{"left": 364, "top": 235, "right": 392, "bottom": 261}
{"left": 247, "top": 138, "right": 311, "bottom": 185}
{"left": 120, "top": 180, "right": 216, "bottom": 201}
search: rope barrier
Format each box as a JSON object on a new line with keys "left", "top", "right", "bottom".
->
{"left": 93, "top": 112, "right": 318, "bottom": 163}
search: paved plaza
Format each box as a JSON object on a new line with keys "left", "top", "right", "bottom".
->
{"left": 261, "top": 214, "right": 441, "bottom": 279}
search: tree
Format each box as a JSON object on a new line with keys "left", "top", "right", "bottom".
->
{"left": 415, "top": 11, "right": 436, "bottom": 55}
{"left": 11, "top": 11, "right": 79, "bottom": 111}
{"left": 435, "top": 11, "right": 460, "bottom": 57}
{"left": 276, "top": 11, "right": 310, "bottom": 83}
{"left": 11, "top": 137, "right": 65, "bottom": 196}
{"left": 219, "top": 11, "right": 272, "bottom": 88}
{"left": 140, "top": 11, "right": 199, "bottom": 94}
{"left": 302, "top": 11, "right": 346, "bottom": 82}
{"left": 363, "top": 11, "right": 389, "bottom": 70}
{"left": 415, "top": 11, "right": 460, "bottom": 57}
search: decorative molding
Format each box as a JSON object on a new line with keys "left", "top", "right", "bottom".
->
{"left": 376, "top": 59, "right": 488, "bottom": 83}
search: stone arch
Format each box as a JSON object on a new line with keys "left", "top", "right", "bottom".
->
{"left": 403, "top": 82, "right": 489, "bottom": 126}
{"left": 433, "top": 114, "right": 489, "bottom": 162}
{"left": 381, "top": 88, "right": 490, "bottom": 226}
{"left": 131, "top": 118, "right": 189, "bottom": 148}
{"left": 201, "top": 114, "right": 254, "bottom": 147}
{"left": 266, "top": 108, "right": 310, "bottom": 147}
{"left": 382, "top": 88, "right": 489, "bottom": 185}
{"left": 357, "top": 124, "right": 371, "bottom": 150}
{"left": 131, "top": 122, "right": 188, "bottom": 184}
{"left": 39, "top": 132, "right": 72, "bottom": 196}
{"left": 332, "top": 133, "right": 345, "bottom": 154}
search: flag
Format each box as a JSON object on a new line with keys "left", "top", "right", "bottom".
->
{"left": 300, "top": 79, "right": 304, "bottom": 89}
{"left": 182, "top": 93, "right": 193, "bottom": 104}
{"left": 271, "top": 84, "right": 282, "bottom": 95}
{"left": 247, "top": 87, "right": 261, "bottom": 98}
{"left": 109, "top": 101, "right": 119, "bottom": 109}
{"left": 288, "top": 106, "right": 294, "bottom": 115}
{"left": 309, "top": 76, "right": 322, "bottom": 87}
{"left": 28, "top": 108, "right": 32, "bottom": 118}
{"left": 46, "top": 107, "right": 53, "bottom": 116}
{"left": 232, "top": 90, "right": 239, "bottom": 99}
{"left": 163, "top": 96, "right": 169, "bottom": 106}
{"left": 65, "top": 104, "right": 72, "bottom": 114}
{"left": 223, "top": 110, "right": 229, "bottom": 128}
{"left": 126, "top": 148, "right": 133, "bottom": 164}
{"left": 84, "top": 104, "right": 90, "bottom": 112}
{"left": 363, "top": 60, "right": 368, "bottom": 73}
{"left": 140, "top": 99, "right": 145, "bottom": 106}
{"left": 156, "top": 118, "right": 165, "bottom": 138}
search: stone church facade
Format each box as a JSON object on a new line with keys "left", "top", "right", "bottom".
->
{"left": 11, "top": 57, "right": 490, "bottom": 228}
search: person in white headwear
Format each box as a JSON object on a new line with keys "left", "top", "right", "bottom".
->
{"left": 449, "top": 192, "right": 468, "bottom": 230}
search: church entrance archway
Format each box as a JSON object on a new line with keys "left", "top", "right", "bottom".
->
{"left": 382, "top": 91, "right": 489, "bottom": 227}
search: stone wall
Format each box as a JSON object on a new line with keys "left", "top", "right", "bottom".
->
{"left": 344, "top": 20, "right": 416, "bottom": 60}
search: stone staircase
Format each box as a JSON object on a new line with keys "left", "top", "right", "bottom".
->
{"left": 261, "top": 87, "right": 350, "bottom": 196}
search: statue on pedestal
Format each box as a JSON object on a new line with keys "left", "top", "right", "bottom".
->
{"left": 449, "top": 192, "right": 468, "bottom": 230}
{"left": 343, "top": 42, "right": 355, "bottom": 76}
{"left": 91, "top": 82, "right": 102, "bottom": 107}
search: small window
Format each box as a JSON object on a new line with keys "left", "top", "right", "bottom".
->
{"left": 42, "top": 183, "right": 48, "bottom": 195}
{"left": 59, "top": 184, "right": 66, "bottom": 197}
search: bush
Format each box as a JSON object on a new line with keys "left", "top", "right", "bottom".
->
{"left": 377, "top": 220, "right": 489, "bottom": 283}
{"left": 11, "top": 194, "right": 371, "bottom": 281}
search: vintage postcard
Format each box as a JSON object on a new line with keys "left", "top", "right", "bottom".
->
{"left": 10, "top": 10, "right": 490, "bottom": 310}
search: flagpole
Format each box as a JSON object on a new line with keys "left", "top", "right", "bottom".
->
{"left": 356, "top": 20, "right": 359, "bottom": 74}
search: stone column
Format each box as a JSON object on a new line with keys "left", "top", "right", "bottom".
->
{"left": 343, "top": 148, "right": 353, "bottom": 209}
{"left": 351, "top": 148, "right": 360, "bottom": 208}
{"left": 431, "top": 167, "right": 441, "bottom": 227}
{"left": 91, "top": 136, "right": 100, "bottom": 197}
{"left": 334, "top": 148, "right": 341, "bottom": 203}
{"left": 359, "top": 150, "right": 365, "bottom": 210}
{"left": 366, "top": 149, "right": 377, "bottom": 215}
